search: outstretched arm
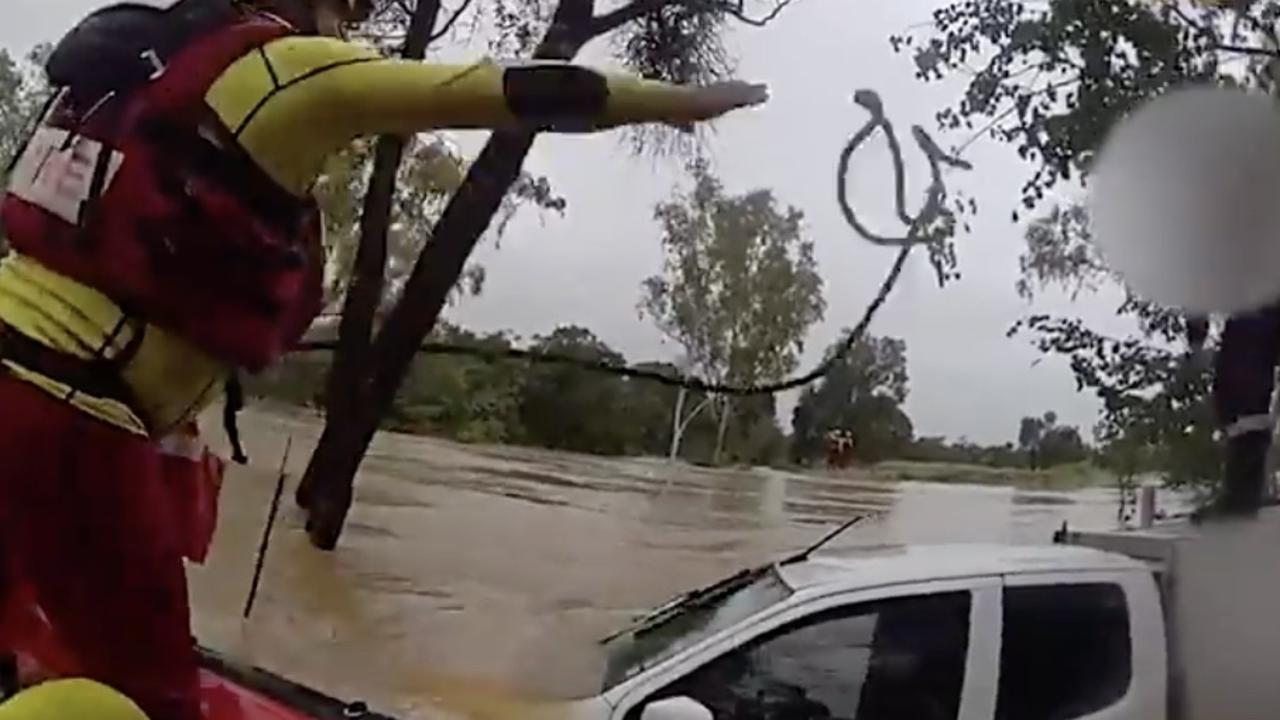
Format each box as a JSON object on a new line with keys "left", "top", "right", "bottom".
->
{"left": 206, "top": 37, "right": 768, "bottom": 194}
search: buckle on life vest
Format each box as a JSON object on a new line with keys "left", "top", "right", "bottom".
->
{"left": 0, "top": 324, "right": 143, "bottom": 422}
{"left": 140, "top": 49, "right": 166, "bottom": 80}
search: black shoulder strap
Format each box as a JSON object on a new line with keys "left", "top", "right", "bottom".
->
{"left": 224, "top": 371, "right": 249, "bottom": 464}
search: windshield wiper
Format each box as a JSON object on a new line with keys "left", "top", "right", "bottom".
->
{"left": 599, "top": 513, "right": 875, "bottom": 645}
{"left": 780, "top": 513, "right": 872, "bottom": 566}
{"left": 599, "top": 564, "right": 771, "bottom": 645}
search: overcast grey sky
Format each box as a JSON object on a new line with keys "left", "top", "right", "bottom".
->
{"left": 0, "top": 0, "right": 1144, "bottom": 445}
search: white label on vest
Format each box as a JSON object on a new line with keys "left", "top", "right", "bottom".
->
{"left": 158, "top": 430, "right": 206, "bottom": 461}
{"left": 7, "top": 126, "right": 124, "bottom": 226}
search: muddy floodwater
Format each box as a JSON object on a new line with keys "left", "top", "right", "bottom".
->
{"left": 189, "top": 408, "right": 1135, "bottom": 719}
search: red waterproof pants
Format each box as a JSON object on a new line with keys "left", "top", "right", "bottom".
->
{"left": 0, "top": 374, "right": 201, "bottom": 720}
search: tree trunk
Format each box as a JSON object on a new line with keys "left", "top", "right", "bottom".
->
{"left": 668, "top": 387, "right": 687, "bottom": 460}
{"left": 304, "top": 131, "right": 538, "bottom": 548}
{"left": 1266, "top": 367, "right": 1280, "bottom": 500}
{"left": 713, "top": 396, "right": 733, "bottom": 465}
{"left": 297, "top": 0, "right": 442, "bottom": 511}
{"left": 301, "top": 5, "right": 594, "bottom": 550}
{"left": 670, "top": 393, "right": 713, "bottom": 461}
{"left": 296, "top": 138, "right": 404, "bottom": 509}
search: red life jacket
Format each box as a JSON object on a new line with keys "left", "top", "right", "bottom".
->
{"left": 0, "top": 0, "right": 323, "bottom": 372}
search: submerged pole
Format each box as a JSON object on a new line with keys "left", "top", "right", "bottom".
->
{"left": 244, "top": 437, "right": 292, "bottom": 620}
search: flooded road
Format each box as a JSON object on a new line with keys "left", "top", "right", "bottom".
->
{"left": 189, "top": 408, "right": 1131, "bottom": 718}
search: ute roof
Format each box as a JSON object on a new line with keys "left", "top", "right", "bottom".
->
{"left": 777, "top": 542, "right": 1143, "bottom": 592}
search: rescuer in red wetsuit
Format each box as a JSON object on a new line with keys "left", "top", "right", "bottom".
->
{"left": 1189, "top": 306, "right": 1280, "bottom": 517}
{"left": 0, "top": 1, "right": 768, "bottom": 717}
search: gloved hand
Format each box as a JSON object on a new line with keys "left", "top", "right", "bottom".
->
{"left": 668, "top": 80, "right": 769, "bottom": 131}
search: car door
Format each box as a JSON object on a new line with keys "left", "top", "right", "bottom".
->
{"left": 995, "top": 570, "right": 1166, "bottom": 720}
{"left": 612, "top": 576, "right": 1001, "bottom": 720}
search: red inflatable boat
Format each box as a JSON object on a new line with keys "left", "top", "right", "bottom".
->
{"left": 0, "top": 647, "right": 394, "bottom": 720}
{"left": 1, "top": 578, "right": 395, "bottom": 719}
{"left": 0, "top": 646, "right": 394, "bottom": 720}
{"left": 195, "top": 648, "right": 393, "bottom": 720}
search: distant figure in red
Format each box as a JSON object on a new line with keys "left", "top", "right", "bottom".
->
{"left": 825, "top": 429, "right": 857, "bottom": 469}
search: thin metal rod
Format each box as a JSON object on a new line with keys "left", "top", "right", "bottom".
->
{"left": 244, "top": 436, "right": 292, "bottom": 620}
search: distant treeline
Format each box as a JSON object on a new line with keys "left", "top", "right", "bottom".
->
{"left": 248, "top": 323, "right": 787, "bottom": 466}
{"left": 248, "top": 322, "right": 1090, "bottom": 471}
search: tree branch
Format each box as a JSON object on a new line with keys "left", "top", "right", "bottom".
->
{"left": 589, "top": 0, "right": 793, "bottom": 38}
{"left": 363, "top": 0, "right": 598, "bottom": 410}
{"left": 401, "top": 0, "right": 442, "bottom": 55}
{"left": 428, "top": 0, "right": 477, "bottom": 42}
{"left": 719, "top": 0, "right": 793, "bottom": 27}
{"left": 589, "top": 0, "right": 659, "bottom": 35}
{"left": 321, "top": 0, "right": 441, "bottom": 415}
{"left": 1236, "top": 10, "right": 1280, "bottom": 54}
{"left": 537, "top": 0, "right": 596, "bottom": 57}
{"left": 1169, "top": 3, "right": 1280, "bottom": 59}
{"left": 1170, "top": 2, "right": 1209, "bottom": 34}
{"left": 952, "top": 75, "right": 1083, "bottom": 156}
{"left": 1214, "top": 42, "right": 1280, "bottom": 59}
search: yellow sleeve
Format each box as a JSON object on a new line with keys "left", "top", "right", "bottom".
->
{"left": 205, "top": 37, "right": 702, "bottom": 194}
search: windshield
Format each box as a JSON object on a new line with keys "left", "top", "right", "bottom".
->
{"left": 600, "top": 566, "right": 793, "bottom": 691}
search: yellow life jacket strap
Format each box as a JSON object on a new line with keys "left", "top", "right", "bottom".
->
{"left": 0, "top": 323, "right": 144, "bottom": 424}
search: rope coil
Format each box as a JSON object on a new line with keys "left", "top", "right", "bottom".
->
{"left": 298, "top": 89, "right": 972, "bottom": 396}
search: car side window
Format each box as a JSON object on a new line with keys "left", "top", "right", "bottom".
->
{"left": 996, "top": 582, "right": 1132, "bottom": 720}
{"left": 626, "top": 591, "right": 971, "bottom": 720}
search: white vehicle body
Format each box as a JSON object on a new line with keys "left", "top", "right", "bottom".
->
{"left": 559, "top": 542, "right": 1170, "bottom": 720}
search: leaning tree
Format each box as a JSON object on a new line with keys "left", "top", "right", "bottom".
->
{"left": 295, "top": 0, "right": 796, "bottom": 549}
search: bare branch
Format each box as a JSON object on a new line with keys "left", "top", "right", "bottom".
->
{"left": 1236, "top": 10, "right": 1280, "bottom": 52}
{"left": 1168, "top": 3, "right": 1280, "bottom": 59}
{"left": 429, "top": 0, "right": 477, "bottom": 42}
{"left": 1214, "top": 42, "right": 1280, "bottom": 59}
{"left": 1170, "top": 2, "right": 1207, "bottom": 33}
{"left": 952, "top": 76, "right": 1083, "bottom": 157}
{"left": 718, "top": 0, "right": 793, "bottom": 27}
{"left": 589, "top": 0, "right": 792, "bottom": 38}
{"left": 589, "top": 0, "right": 662, "bottom": 35}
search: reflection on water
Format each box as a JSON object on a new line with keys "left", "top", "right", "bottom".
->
{"left": 189, "top": 408, "right": 1128, "bottom": 718}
